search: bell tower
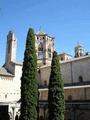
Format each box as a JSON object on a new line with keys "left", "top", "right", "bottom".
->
{"left": 75, "top": 44, "right": 84, "bottom": 58}
{"left": 35, "top": 31, "right": 54, "bottom": 66}
{"left": 5, "top": 31, "right": 17, "bottom": 64}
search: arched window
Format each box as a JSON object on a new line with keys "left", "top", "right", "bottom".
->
{"left": 40, "top": 116, "right": 44, "bottom": 120}
{"left": 5, "top": 94, "right": 7, "bottom": 98}
{"left": 38, "top": 42, "right": 43, "bottom": 59}
{"left": 15, "top": 115, "right": 19, "bottom": 120}
{"left": 61, "top": 57, "right": 63, "bottom": 61}
{"left": 38, "top": 43, "right": 43, "bottom": 51}
{"left": 79, "top": 76, "right": 83, "bottom": 83}
{"left": 44, "top": 80, "right": 47, "bottom": 86}
{"left": 68, "top": 95, "right": 72, "bottom": 101}
{"left": 48, "top": 44, "right": 51, "bottom": 58}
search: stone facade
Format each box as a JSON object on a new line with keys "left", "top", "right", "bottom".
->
{"left": 38, "top": 55, "right": 90, "bottom": 120}
{"left": 0, "top": 31, "right": 90, "bottom": 120}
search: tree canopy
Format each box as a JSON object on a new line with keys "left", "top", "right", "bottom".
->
{"left": 20, "top": 28, "right": 38, "bottom": 120}
{"left": 48, "top": 51, "right": 65, "bottom": 120}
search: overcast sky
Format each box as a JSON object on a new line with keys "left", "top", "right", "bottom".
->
{"left": 0, "top": 0, "right": 90, "bottom": 66}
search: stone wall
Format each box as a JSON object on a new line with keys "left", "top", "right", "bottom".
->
{"left": 39, "top": 55, "right": 90, "bottom": 86}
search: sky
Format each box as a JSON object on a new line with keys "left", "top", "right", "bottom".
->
{"left": 0, "top": 0, "right": 90, "bottom": 66}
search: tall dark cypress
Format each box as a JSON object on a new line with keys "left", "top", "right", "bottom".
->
{"left": 48, "top": 51, "right": 65, "bottom": 120}
{"left": 20, "top": 28, "right": 38, "bottom": 120}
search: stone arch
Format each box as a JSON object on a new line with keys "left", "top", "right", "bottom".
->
{"left": 77, "top": 112, "right": 87, "bottom": 120}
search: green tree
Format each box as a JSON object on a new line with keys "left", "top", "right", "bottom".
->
{"left": 48, "top": 51, "right": 65, "bottom": 120}
{"left": 20, "top": 28, "right": 38, "bottom": 120}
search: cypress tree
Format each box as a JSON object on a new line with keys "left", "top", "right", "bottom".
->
{"left": 20, "top": 28, "right": 38, "bottom": 120}
{"left": 48, "top": 51, "right": 65, "bottom": 120}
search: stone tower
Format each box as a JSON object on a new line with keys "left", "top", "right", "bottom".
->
{"left": 35, "top": 31, "right": 54, "bottom": 66}
{"left": 75, "top": 44, "right": 84, "bottom": 58}
{"left": 5, "top": 31, "right": 17, "bottom": 64}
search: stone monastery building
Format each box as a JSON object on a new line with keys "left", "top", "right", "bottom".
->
{"left": 0, "top": 31, "right": 90, "bottom": 120}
